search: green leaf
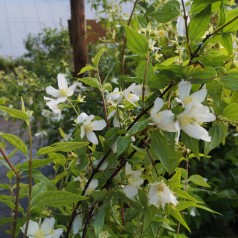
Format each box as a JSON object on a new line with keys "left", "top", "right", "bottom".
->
{"left": 21, "top": 158, "right": 55, "bottom": 170}
{"left": 170, "top": 207, "right": 191, "bottom": 232}
{"left": 176, "top": 201, "right": 197, "bottom": 211}
{"left": 78, "top": 77, "right": 100, "bottom": 88}
{"left": 190, "top": 66, "right": 217, "bottom": 82}
{"left": 221, "top": 73, "right": 238, "bottom": 91}
{"left": 0, "top": 106, "right": 29, "bottom": 124}
{"left": 125, "top": 26, "right": 148, "bottom": 57}
{"left": 188, "top": 174, "right": 210, "bottom": 188}
{"left": 127, "top": 118, "right": 150, "bottom": 137}
{"left": 223, "top": 9, "right": 238, "bottom": 33}
{"left": 37, "top": 142, "right": 88, "bottom": 156}
{"left": 204, "top": 121, "right": 227, "bottom": 156}
{"left": 0, "top": 218, "right": 13, "bottom": 226}
{"left": 220, "top": 33, "right": 233, "bottom": 55}
{"left": 78, "top": 65, "right": 96, "bottom": 75}
{"left": 151, "top": 130, "right": 181, "bottom": 174}
{"left": 222, "top": 103, "right": 238, "bottom": 121}
{"left": 195, "top": 204, "right": 221, "bottom": 214}
{"left": 189, "top": 5, "right": 211, "bottom": 41}
{"left": 31, "top": 191, "right": 87, "bottom": 208}
{"left": 0, "top": 133, "right": 28, "bottom": 155}
{"left": 150, "top": 0, "right": 180, "bottom": 23}
{"left": 191, "top": 0, "right": 219, "bottom": 14}
{"left": 175, "top": 189, "right": 197, "bottom": 202}
{"left": 93, "top": 208, "right": 105, "bottom": 236}
{"left": 181, "top": 132, "right": 199, "bottom": 159}
{"left": 92, "top": 48, "right": 106, "bottom": 68}
{"left": 116, "top": 136, "right": 131, "bottom": 157}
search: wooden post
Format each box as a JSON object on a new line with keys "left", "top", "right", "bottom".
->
{"left": 69, "top": 0, "right": 87, "bottom": 76}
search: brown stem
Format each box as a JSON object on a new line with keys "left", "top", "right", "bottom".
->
{"left": 181, "top": 0, "right": 192, "bottom": 57}
{"left": 0, "top": 148, "right": 21, "bottom": 238}
{"left": 146, "top": 148, "right": 159, "bottom": 178}
{"left": 121, "top": 0, "right": 139, "bottom": 76}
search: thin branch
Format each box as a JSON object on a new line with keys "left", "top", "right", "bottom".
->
{"left": 142, "top": 53, "right": 150, "bottom": 109}
{"left": 0, "top": 148, "right": 20, "bottom": 238}
{"left": 181, "top": 0, "right": 192, "bottom": 57}
{"left": 190, "top": 15, "right": 238, "bottom": 62}
{"left": 121, "top": 0, "right": 139, "bottom": 75}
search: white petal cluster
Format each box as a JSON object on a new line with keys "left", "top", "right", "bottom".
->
{"left": 44, "top": 74, "right": 77, "bottom": 114}
{"left": 21, "top": 218, "right": 63, "bottom": 238}
{"left": 123, "top": 163, "right": 143, "bottom": 199}
{"left": 85, "top": 179, "right": 98, "bottom": 195}
{"left": 72, "top": 214, "right": 83, "bottom": 235}
{"left": 76, "top": 112, "right": 106, "bottom": 145}
{"left": 148, "top": 181, "right": 178, "bottom": 209}
{"left": 175, "top": 80, "right": 215, "bottom": 142}
{"left": 150, "top": 80, "right": 215, "bottom": 142}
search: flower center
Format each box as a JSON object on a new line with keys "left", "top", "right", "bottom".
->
{"left": 183, "top": 96, "right": 192, "bottom": 105}
{"left": 34, "top": 229, "right": 45, "bottom": 238}
{"left": 180, "top": 115, "right": 196, "bottom": 126}
{"left": 59, "top": 89, "right": 68, "bottom": 97}
{"left": 84, "top": 123, "right": 93, "bottom": 132}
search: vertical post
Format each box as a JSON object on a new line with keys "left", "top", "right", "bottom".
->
{"left": 69, "top": 0, "right": 87, "bottom": 76}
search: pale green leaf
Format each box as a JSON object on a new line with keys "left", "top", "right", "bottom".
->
{"left": 170, "top": 207, "right": 191, "bottom": 232}
{"left": 125, "top": 26, "right": 148, "bottom": 57}
{"left": 189, "top": 5, "right": 211, "bottom": 41}
{"left": 222, "top": 103, "right": 238, "bottom": 121}
{"left": 92, "top": 48, "right": 106, "bottom": 68}
{"left": 0, "top": 106, "right": 29, "bottom": 124}
{"left": 0, "top": 133, "right": 28, "bottom": 155}
{"left": 78, "top": 77, "right": 100, "bottom": 88}
{"left": 221, "top": 73, "right": 238, "bottom": 91}
{"left": 78, "top": 65, "right": 96, "bottom": 75}
{"left": 37, "top": 142, "right": 88, "bottom": 156}
{"left": 150, "top": 0, "right": 180, "bottom": 23}
{"left": 188, "top": 174, "right": 210, "bottom": 188}
{"left": 31, "top": 191, "right": 87, "bottom": 208}
{"left": 223, "top": 9, "right": 238, "bottom": 33}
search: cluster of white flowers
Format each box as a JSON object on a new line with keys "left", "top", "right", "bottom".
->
{"left": 21, "top": 217, "right": 63, "bottom": 238}
{"left": 150, "top": 80, "right": 215, "bottom": 142}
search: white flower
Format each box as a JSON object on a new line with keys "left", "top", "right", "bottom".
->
{"left": 129, "top": 83, "right": 150, "bottom": 98}
{"left": 123, "top": 163, "right": 143, "bottom": 199}
{"left": 150, "top": 98, "right": 177, "bottom": 132}
{"left": 21, "top": 218, "right": 63, "bottom": 238}
{"left": 85, "top": 179, "right": 98, "bottom": 195}
{"left": 46, "top": 73, "right": 77, "bottom": 101}
{"left": 176, "top": 80, "right": 207, "bottom": 107}
{"left": 176, "top": 104, "right": 216, "bottom": 142}
{"left": 176, "top": 0, "right": 191, "bottom": 37}
{"left": 44, "top": 97, "right": 64, "bottom": 114}
{"left": 107, "top": 87, "right": 123, "bottom": 105}
{"left": 123, "top": 84, "right": 140, "bottom": 106}
{"left": 76, "top": 112, "right": 106, "bottom": 145}
{"left": 93, "top": 159, "right": 108, "bottom": 171}
{"left": 72, "top": 214, "right": 83, "bottom": 235}
{"left": 148, "top": 181, "right": 178, "bottom": 209}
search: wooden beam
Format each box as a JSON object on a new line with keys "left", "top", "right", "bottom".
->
{"left": 69, "top": 0, "right": 87, "bottom": 76}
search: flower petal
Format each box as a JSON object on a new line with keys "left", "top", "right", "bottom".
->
{"left": 91, "top": 120, "right": 107, "bottom": 131}
{"left": 72, "top": 214, "right": 83, "bottom": 235}
{"left": 76, "top": 112, "right": 88, "bottom": 124}
{"left": 190, "top": 88, "right": 207, "bottom": 105}
{"left": 123, "top": 185, "right": 138, "bottom": 199}
{"left": 41, "top": 218, "right": 55, "bottom": 233}
{"left": 86, "top": 130, "right": 98, "bottom": 144}
{"left": 57, "top": 73, "right": 68, "bottom": 90}
{"left": 46, "top": 86, "right": 60, "bottom": 98}
{"left": 181, "top": 122, "right": 211, "bottom": 142}
{"left": 67, "top": 83, "right": 77, "bottom": 97}
{"left": 178, "top": 80, "right": 191, "bottom": 102}
{"left": 150, "top": 98, "right": 164, "bottom": 116}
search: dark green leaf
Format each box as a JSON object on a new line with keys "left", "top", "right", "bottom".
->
{"left": 127, "top": 118, "right": 150, "bottom": 137}
{"left": 204, "top": 121, "right": 227, "bottom": 156}
{"left": 181, "top": 132, "right": 199, "bottom": 159}
{"left": 116, "top": 136, "right": 131, "bottom": 157}
{"left": 93, "top": 208, "right": 105, "bottom": 236}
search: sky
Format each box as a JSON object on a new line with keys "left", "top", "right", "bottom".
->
{"left": 0, "top": 0, "right": 132, "bottom": 58}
